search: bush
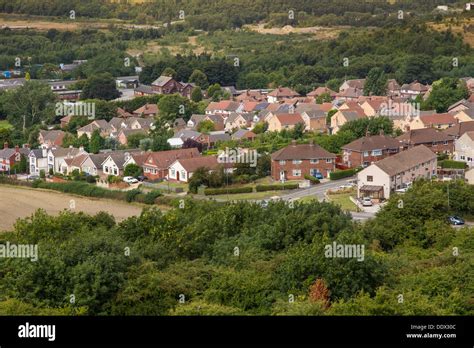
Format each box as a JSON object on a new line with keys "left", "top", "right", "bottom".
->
{"left": 439, "top": 160, "right": 467, "bottom": 169}
{"left": 126, "top": 189, "right": 141, "bottom": 202}
{"left": 255, "top": 184, "right": 299, "bottom": 192}
{"left": 329, "top": 168, "right": 358, "bottom": 180}
{"left": 143, "top": 190, "right": 162, "bottom": 204}
{"left": 304, "top": 174, "right": 320, "bottom": 184}
{"left": 204, "top": 186, "right": 253, "bottom": 195}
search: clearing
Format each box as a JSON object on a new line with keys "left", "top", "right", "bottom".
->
{"left": 0, "top": 185, "right": 144, "bottom": 231}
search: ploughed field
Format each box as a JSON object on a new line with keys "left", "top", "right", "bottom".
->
{"left": 0, "top": 185, "right": 143, "bottom": 231}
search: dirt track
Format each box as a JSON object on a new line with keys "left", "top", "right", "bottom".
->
{"left": 0, "top": 185, "right": 144, "bottom": 232}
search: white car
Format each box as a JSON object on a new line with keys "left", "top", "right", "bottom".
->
{"left": 123, "top": 176, "right": 139, "bottom": 184}
{"left": 362, "top": 197, "right": 373, "bottom": 206}
{"left": 395, "top": 187, "right": 408, "bottom": 193}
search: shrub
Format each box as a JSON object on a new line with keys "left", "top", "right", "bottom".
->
{"left": 255, "top": 184, "right": 299, "bottom": 192}
{"left": 204, "top": 186, "right": 253, "bottom": 195}
{"left": 143, "top": 190, "right": 162, "bottom": 204}
{"left": 126, "top": 189, "right": 142, "bottom": 202}
{"left": 329, "top": 168, "right": 358, "bottom": 180}
{"left": 304, "top": 174, "right": 320, "bottom": 184}
{"left": 439, "top": 160, "right": 467, "bottom": 169}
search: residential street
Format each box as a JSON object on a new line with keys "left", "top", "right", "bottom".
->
{"left": 280, "top": 176, "right": 357, "bottom": 202}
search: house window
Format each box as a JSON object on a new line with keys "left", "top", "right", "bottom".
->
{"left": 181, "top": 171, "right": 186, "bottom": 178}
{"left": 363, "top": 151, "right": 369, "bottom": 157}
{"left": 292, "top": 169, "right": 301, "bottom": 177}
{"left": 310, "top": 159, "right": 319, "bottom": 164}
{"left": 104, "top": 166, "right": 109, "bottom": 173}
{"left": 279, "top": 160, "right": 286, "bottom": 165}
{"left": 326, "top": 159, "right": 332, "bottom": 163}
{"left": 292, "top": 160, "right": 302, "bottom": 165}
{"left": 460, "top": 155, "right": 466, "bottom": 160}
{"left": 171, "top": 169, "right": 176, "bottom": 177}
{"left": 443, "top": 141, "right": 448, "bottom": 145}
{"left": 367, "top": 175, "right": 373, "bottom": 182}
{"left": 372, "top": 149, "right": 382, "bottom": 156}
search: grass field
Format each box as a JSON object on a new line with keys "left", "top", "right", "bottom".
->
{"left": 326, "top": 190, "right": 359, "bottom": 212}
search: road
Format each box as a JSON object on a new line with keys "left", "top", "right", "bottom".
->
{"left": 280, "top": 177, "right": 356, "bottom": 202}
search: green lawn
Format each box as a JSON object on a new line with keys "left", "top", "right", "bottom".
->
{"left": 326, "top": 190, "right": 359, "bottom": 212}
{"left": 206, "top": 190, "right": 285, "bottom": 201}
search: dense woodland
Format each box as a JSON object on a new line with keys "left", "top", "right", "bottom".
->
{"left": 0, "top": 180, "right": 472, "bottom": 315}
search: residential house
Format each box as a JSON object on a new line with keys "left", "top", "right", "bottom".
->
{"left": 443, "top": 120, "right": 474, "bottom": 139}
{"left": 151, "top": 75, "right": 183, "bottom": 95}
{"left": 235, "top": 90, "right": 267, "bottom": 102}
{"left": 197, "top": 131, "right": 231, "bottom": 149}
{"left": 81, "top": 153, "right": 109, "bottom": 176}
{"left": 117, "top": 107, "right": 133, "bottom": 118}
{"left": 116, "top": 76, "right": 139, "bottom": 89}
{"left": 271, "top": 141, "right": 336, "bottom": 181}
{"left": 101, "top": 150, "right": 146, "bottom": 177}
{"left": 133, "top": 103, "right": 159, "bottom": 118}
{"left": 28, "top": 148, "right": 49, "bottom": 175}
{"left": 454, "top": 131, "right": 474, "bottom": 168}
{"left": 0, "top": 143, "right": 28, "bottom": 172}
{"left": 77, "top": 120, "right": 112, "bottom": 139}
{"left": 142, "top": 148, "right": 201, "bottom": 181}
{"left": 339, "top": 79, "right": 365, "bottom": 93}
{"left": 168, "top": 156, "right": 220, "bottom": 183}
{"left": 63, "top": 153, "right": 89, "bottom": 175}
{"left": 38, "top": 130, "right": 66, "bottom": 148}
{"left": 232, "top": 129, "right": 257, "bottom": 141}
{"left": 205, "top": 100, "right": 240, "bottom": 115}
{"left": 266, "top": 113, "right": 305, "bottom": 132}
{"left": 357, "top": 145, "right": 437, "bottom": 200}
{"left": 224, "top": 112, "right": 254, "bottom": 132}
{"left": 450, "top": 108, "right": 474, "bottom": 122}
{"left": 341, "top": 133, "right": 401, "bottom": 168}
{"left": 187, "top": 114, "right": 206, "bottom": 129}
{"left": 47, "top": 146, "right": 84, "bottom": 173}
{"left": 307, "top": 87, "right": 337, "bottom": 100}
{"left": 419, "top": 113, "right": 457, "bottom": 129}
{"left": 267, "top": 87, "right": 300, "bottom": 103}
{"left": 167, "top": 129, "right": 202, "bottom": 148}
{"left": 400, "top": 81, "right": 430, "bottom": 99}
{"left": 447, "top": 99, "right": 474, "bottom": 113}
{"left": 203, "top": 114, "right": 226, "bottom": 131}
{"left": 330, "top": 109, "right": 366, "bottom": 134}
{"left": 301, "top": 110, "right": 327, "bottom": 133}
{"left": 397, "top": 128, "right": 454, "bottom": 154}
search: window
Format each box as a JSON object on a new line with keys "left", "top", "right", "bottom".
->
{"left": 104, "top": 166, "right": 109, "bottom": 173}
{"left": 372, "top": 149, "right": 382, "bottom": 156}
{"left": 181, "top": 171, "right": 186, "bottom": 178}
{"left": 326, "top": 158, "right": 332, "bottom": 163}
{"left": 171, "top": 169, "right": 175, "bottom": 177}
{"left": 279, "top": 160, "right": 286, "bottom": 165}
{"left": 363, "top": 151, "right": 369, "bottom": 157}
{"left": 367, "top": 175, "right": 373, "bottom": 182}
{"left": 292, "top": 160, "right": 302, "bottom": 165}
{"left": 443, "top": 141, "right": 448, "bottom": 145}
{"left": 310, "top": 159, "right": 319, "bottom": 164}
{"left": 292, "top": 169, "right": 301, "bottom": 177}
{"left": 461, "top": 155, "right": 466, "bottom": 160}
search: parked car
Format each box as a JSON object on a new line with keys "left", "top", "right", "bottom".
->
{"left": 27, "top": 175, "right": 40, "bottom": 180}
{"left": 136, "top": 175, "right": 148, "bottom": 182}
{"left": 395, "top": 187, "right": 409, "bottom": 193}
{"left": 314, "top": 172, "right": 324, "bottom": 180}
{"left": 362, "top": 197, "right": 373, "bottom": 206}
{"left": 339, "top": 183, "right": 356, "bottom": 189}
{"left": 448, "top": 216, "right": 464, "bottom": 225}
{"left": 123, "top": 176, "right": 139, "bottom": 184}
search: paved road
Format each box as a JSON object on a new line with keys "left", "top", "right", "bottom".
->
{"left": 280, "top": 177, "right": 357, "bottom": 202}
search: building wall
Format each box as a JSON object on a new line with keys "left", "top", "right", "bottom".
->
{"left": 271, "top": 158, "right": 335, "bottom": 181}
{"left": 342, "top": 148, "right": 400, "bottom": 168}
{"left": 454, "top": 135, "right": 474, "bottom": 167}
{"left": 357, "top": 165, "right": 391, "bottom": 199}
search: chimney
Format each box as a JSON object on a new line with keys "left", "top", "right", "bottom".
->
{"left": 23, "top": 144, "right": 30, "bottom": 150}
{"left": 15, "top": 145, "right": 19, "bottom": 153}
{"left": 3, "top": 142, "right": 8, "bottom": 149}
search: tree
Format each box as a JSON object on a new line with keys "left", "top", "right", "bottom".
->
{"left": 191, "top": 87, "right": 203, "bottom": 102}
{"left": 364, "top": 67, "right": 388, "bottom": 96}
{"left": 81, "top": 73, "right": 120, "bottom": 101}
{"left": 124, "top": 163, "right": 143, "bottom": 177}
{"left": 291, "top": 122, "right": 305, "bottom": 139}
{"left": 309, "top": 278, "right": 330, "bottom": 308}
{"left": 423, "top": 78, "right": 469, "bottom": 113}
{"left": 162, "top": 67, "right": 177, "bottom": 78}
{"left": 158, "top": 94, "right": 191, "bottom": 121}
{"left": 182, "top": 138, "right": 203, "bottom": 152}
{"left": 2, "top": 81, "right": 56, "bottom": 131}
{"left": 197, "top": 120, "right": 215, "bottom": 133}
{"left": 189, "top": 69, "right": 209, "bottom": 89}
{"left": 252, "top": 122, "right": 268, "bottom": 134}
{"left": 127, "top": 132, "right": 148, "bottom": 149}
{"left": 207, "top": 83, "right": 224, "bottom": 101}
{"left": 89, "top": 130, "right": 104, "bottom": 154}
{"left": 316, "top": 93, "right": 332, "bottom": 104}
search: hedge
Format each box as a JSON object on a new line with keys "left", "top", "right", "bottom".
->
{"left": 204, "top": 186, "right": 253, "bottom": 195}
{"left": 32, "top": 180, "right": 128, "bottom": 200}
{"left": 304, "top": 174, "right": 320, "bottom": 184}
{"left": 329, "top": 168, "right": 358, "bottom": 180}
{"left": 255, "top": 183, "right": 299, "bottom": 192}
{"left": 0, "top": 176, "right": 33, "bottom": 187}
{"left": 439, "top": 160, "right": 467, "bottom": 169}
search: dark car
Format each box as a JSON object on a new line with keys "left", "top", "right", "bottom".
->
{"left": 136, "top": 175, "right": 148, "bottom": 182}
{"left": 448, "top": 216, "right": 465, "bottom": 225}
{"left": 314, "top": 172, "right": 324, "bottom": 180}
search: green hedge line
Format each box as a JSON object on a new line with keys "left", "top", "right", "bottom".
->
{"left": 204, "top": 186, "right": 253, "bottom": 195}
{"left": 439, "top": 160, "right": 467, "bottom": 169}
{"left": 329, "top": 168, "right": 358, "bottom": 180}
{"left": 32, "top": 180, "right": 128, "bottom": 200}
{"left": 304, "top": 174, "right": 320, "bottom": 184}
{"left": 255, "top": 183, "right": 299, "bottom": 192}
{"left": 0, "top": 175, "right": 33, "bottom": 187}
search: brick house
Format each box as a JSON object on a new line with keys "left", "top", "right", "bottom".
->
{"left": 357, "top": 145, "right": 437, "bottom": 200}
{"left": 38, "top": 130, "right": 66, "bottom": 148}
{"left": 271, "top": 141, "right": 336, "bottom": 181}
{"left": 397, "top": 128, "right": 454, "bottom": 154}
{"left": 267, "top": 113, "right": 305, "bottom": 132}
{"left": 267, "top": 87, "right": 300, "bottom": 103}
{"left": 142, "top": 148, "right": 201, "bottom": 181}
{"left": 342, "top": 133, "right": 402, "bottom": 168}
{"left": 0, "top": 143, "right": 28, "bottom": 172}
{"left": 151, "top": 76, "right": 183, "bottom": 94}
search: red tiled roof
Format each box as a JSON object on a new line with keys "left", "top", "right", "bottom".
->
{"left": 420, "top": 113, "right": 457, "bottom": 126}
{"left": 271, "top": 142, "right": 336, "bottom": 160}
{"left": 144, "top": 148, "right": 200, "bottom": 169}
{"left": 275, "top": 113, "right": 304, "bottom": 125}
